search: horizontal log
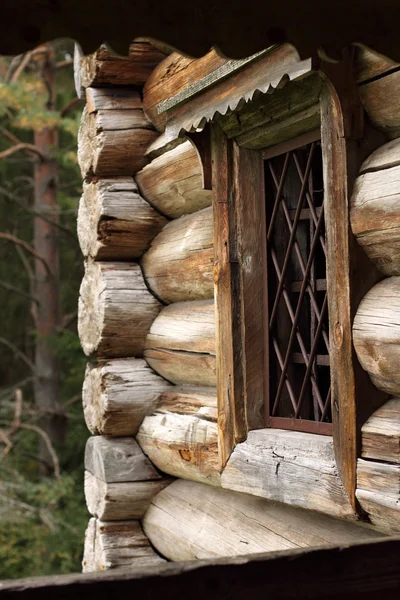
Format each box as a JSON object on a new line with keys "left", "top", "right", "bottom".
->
{"left": 85, "top": 436, "right": 161, "bottom": 483}
{"left": 79, "top": 41, "right": 168, "bottom": 89}
{"left": 78, "top": 105, "right": 157, "bottom": 179}
{"left": 353, "top": 278, "right": 400, "bottom": 395}
{"left": 141, "top": 207, "right": 213, "bottom": 303}
{"left": 142, "top": 50, "right": 228, "bottom": 131}
{"left": 361, "top": 398, "right": 400, "bottom": 463}
{"left": 356, "top": 489, "right": 400, "bottom": 535}
{"left": 86, "top": 87, "right": 142, "bottom": 112}
{"left": 78, "top": 178, "right": 167, "bottom": 260}
{"left": 83, "top": 358, "right": 170, "bottom": 436}
{"left": 143, "top": 480, "right": 381, "bottom": 562}
{"left": 136, "top": 388, "right": 220, "bottom": 485}
{"left": 221, "top": 429, "right": 354, "bottom": 519}
{"left": 82, "top": 518, "right": 165, "bottom": 572}
{"left": 351, "top": 139, "right": 400, "bottom": 275}
{"left": 144, "top": 133, "right": 186, "bottom": 160}
{"left": 78, "top": 260, "right": 161, "bottom": 358}
{"left": 85, "top": 471, "right": 170, "bottom": 521}
{"left": 155, "top": 387, "right": 218, "bottom": 421}
{"left": 358, "top": 69, "right": 400, "bottom": 139}
{"left": 357, "top": 459, "right": 400, "bottom": 498}
{"left": 354, "top": 45, "right": 397, "bottom": 84}
{"left": 144, "top": 300, "right": 216, "bottom": 386}
{"left": 136, "top": 140, "right": 212, "bottom": 218}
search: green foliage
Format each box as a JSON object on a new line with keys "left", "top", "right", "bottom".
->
{"left": 0, "top": 40, "right": 87, "bottom": 580}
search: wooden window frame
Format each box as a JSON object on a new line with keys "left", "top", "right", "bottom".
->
{"left": 211, "top": 56, "right": 381, "bottom": 509}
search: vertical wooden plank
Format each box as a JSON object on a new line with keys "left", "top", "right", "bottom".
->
{"left": 211, "top": 123, "right": 246, "bottom": 467}
{"left": 321, "top": 84, "right": 357, "bottom": 510}
{"left": 234, "top": 144, "right": 266, "bottom": 430}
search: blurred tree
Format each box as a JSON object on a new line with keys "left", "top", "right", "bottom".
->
{"left": 0, "top": 40, "right": 88, "bottom": 577}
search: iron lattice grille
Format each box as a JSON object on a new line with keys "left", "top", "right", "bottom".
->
{"left": 264, "top": 139, "right": 332, "bottom": 435}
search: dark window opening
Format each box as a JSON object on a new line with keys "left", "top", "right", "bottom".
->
{"left": 264, "top": 138, "right": 332, "bottom": 435}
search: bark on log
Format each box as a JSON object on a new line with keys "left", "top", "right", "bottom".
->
{"left": 136, "top": 387, "right": 219, "bottom": 485}
{"left": 78, "top": 260, "right": 161, "bottom": 358}
{"left": 220, "top": 429, "right": 354, "bottom": 519}
{"left": 353, "top": 278, "right": 400, "bottom": 395}
{"left": 142, "top": 50, "right": 228, "bottom": 131}
{"left": 136, "top": 141, "right": 212, "bottom": 218}
{"left": 83, "top": 358, "right": 170, "bottom": 436}
{"left": 357, "top": 458, "right": 400, "bottom": 498}
{"left": 84, "top": 471, "right": 170, "bottom": 521}
{"left": 356, "top": 489, "right": 400, "bottom": 535}
{"left": 78, "top": 178, "right": 167, "bottom": 260}
{"left": 85, "top": 436, "right": 161, "bottom": 483}
{"left": 78, "top": 105, "right": 157, "bottom": 179}
{"left": 358, "top": 70, "right": 400, "bottom": 139}
{"left": 144, "top": 300, "right": 216, "bottom": 386}
{"left": 141, "top": 207, "right": 213, "bottom": 303}
{"left": 351, "top": 138, "right": 400, "bottom": 275}
{"left": 82, "top": 518, "right": 165, "bottom": 572}
{"left": 142, "top": 480, "right": 381, "bottom": 562}
{"left": 79, "top": 41, "right": 168, "bottom": 89}
{"left": 361, "top": 398, "right": 400, "bottom": 463}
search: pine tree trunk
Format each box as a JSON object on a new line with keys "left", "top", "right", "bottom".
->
{"left": 33, "top": 45, "right": 65, "bottom": 472}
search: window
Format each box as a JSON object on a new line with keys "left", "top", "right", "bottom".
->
{"left": 263, "top": 136, "right": 332, "bottom": 435}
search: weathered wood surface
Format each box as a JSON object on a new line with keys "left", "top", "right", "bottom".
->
{"left": 85, "top": 472, "right": 170, "bottom": 521}
{"left": 6, "top": 536, "right": 400, "bottom": 600}
{"left": 357, "top": 459, "right": 400, "bottom": 498}
{"left": 144, "top": 300, "right": 216, "bottom": 386}
{"left": 351, "top": 139, "right": 400, "bottom": 275}
{"left": 78, "top": 105, "right": 157, "bottom": 179}
{"left": 85, "top": 87, "right": 142, "bottom": 112}
{"left": 83, "top": 358, "right": 170, "bottom": 436}
{"left": 142, "top": 49, "right": 228, "bottom": 131}
{"left": 356, "top": 490, "right": 400, "bottom": 535}
{"left": 82, "top": 518, "right": 164, "bottom": 572}
{"left": 354, "top": 45, "right": 398, "bottom": 84}
{"left": 78, "top": 178, "right": 167, "bottom": 260}
{"left": 136, "top": 140, "right": 212, "bottom": 218}
{"left": 136, "top": 388, "right": 220, "bottom": 485}
{"left": 84, "top": 436, "right": 161, "bottom": 483}
{"left": 218, "top": 73, "right": 321, "bottom": 150}
{"left": 144, "top": 133, "right": 186, "bottom": 160}
{"left": 143, "top": 480, "right": 380, "bottom": 562}
{"left": 358, "top": 69, "right": 400, "bottom": 138}
{"left": 78, "top": 260, "right": 161, "bottom": 358}
{"left": 162, "top": 47, "right": 312, "bottom": 146}
{"left": 141, "top": 207, "right": 213, "bottom": 303}
{"left": 79, "top": 40, "right": 168, "bottom": 89}
{"left": 361, "top": 398, "right": 400, "bottom": 463}
{"left": 221, "top": 429, "right": 354, "bottom": 519}
{"left": 353, "top": 278, "right": 400, "bottom": 395}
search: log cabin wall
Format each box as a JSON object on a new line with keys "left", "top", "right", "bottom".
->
{"left": 75, "top": 42, "right": 400, "bottom": 571}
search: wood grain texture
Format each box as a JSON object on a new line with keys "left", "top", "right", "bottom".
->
{"left": 358, "top": 69, "right": 400, "bottom": 138}
{"left": 85, "top": 436, "right": 161, "bottom": 483}
{"left": 142, "top": 49, "right": 228, "bottom": 131}
{"left": 82, "top": 358, "right": 170, "bottom": 437}
{"left": 84, "top": 471, "right": 170, "bottom": 521}
{"left": 141, "top": 207, "right": 213, "bottom": 303}
{"left": 356, "top": 489, "right": 400, "bottom": 534}
{"left": 78, "top": 105, "right": 157, "bottom": 179}
{"left": 354, "top": 45, "right": 397, "bottom": 84}
{"left": 79, "top": 40, "right": 168, "bottom": 89}
{"left": 78, "top": 178, "right": 167, "bottom": 260}
{"left": 144, "top": 300, "right": 216, "bottom": 386}
{"left": 136, "top": 140, "right": 212, "bottom": 218}
{"left": 357, "top": 459, "right": 400, "bottom": 498}
{"left": 221, "top": 429, "right": 354, "bottom": 519}
{"left": 82, "top": 518, "right": 165, "bottom": 572}
{"left": 143, "top": 479, "right": 380, "bottom": 562}
{"left": 351, "top": 139, "right": 400, "bottom": 275}
{"left": 86, "top": 87, "right": 142, "bottom": 113}
{"left": 353, "top": 278, "right": 400, "bottom": 395}
{"left": 78, "top": 260, "right": 161, "bottom": 358}
{"left": 144, "top": 133, "right": 186, "bottom": 160}
{"left": 361, "top": 398, "right": 400, "bottom": 463}
{"left": 136, "top": 389, "right": 220, "bottom": 485}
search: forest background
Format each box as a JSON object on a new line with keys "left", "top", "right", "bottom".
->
{"left": 0, "top": 39, "right": 87, "bottom": 578}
